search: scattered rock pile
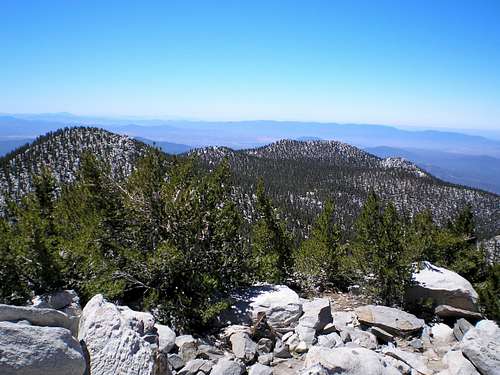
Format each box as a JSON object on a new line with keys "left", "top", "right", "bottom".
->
{"left": 0, "top": 265, "right": 499, "bottom": 375}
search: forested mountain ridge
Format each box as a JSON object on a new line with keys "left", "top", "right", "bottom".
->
{"left": 0, "top": 128, "right": 498, "bottom": 238}
{"left": 0, "top": 127, "right": 148, "bottom": 206}
{"left": 191, "top": 139, "right": 500, "bottom": 238}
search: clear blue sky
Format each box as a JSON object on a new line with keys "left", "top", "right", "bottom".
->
{"left": 1, "top": 0, "right": 499, "bottom": 129}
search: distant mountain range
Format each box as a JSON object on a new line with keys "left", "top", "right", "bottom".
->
{"left": 1, "top": 128, "right": 498, "bottom": 239}
{"left": 0, "top": 114, "right": 499, "bottom": 194}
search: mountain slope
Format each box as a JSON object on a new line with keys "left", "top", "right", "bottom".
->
{"left": 366, "top": 146, "right": 500, "bottom": 194}
{"left": 192, "top": 140, "right": 500, "bottom": 238}
{"left": 0, "top": 127, "right": 148, "bottom": 206}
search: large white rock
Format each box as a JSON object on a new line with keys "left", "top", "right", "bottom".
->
{"left": 355, "top": 305, "right": 424, "bottom": 336}
{"left": 295, "top": 298, "right": 332, "bottom": 345}
{"left": 78, "top": 294, "right": 161, "bottom": 375}
{"left": 408, "top": 262, "right": 479, "bottom": 312}
{"left": 0, "top": 321, "right": 86, "bottom": 375}
{"left": 156, "top": 324, "right": 176, "bottom": 353}
{"left": 0, "top": 303, "right": 77, "bottom": 336}
{"left": 230, "top": 332, "right": 257, "bottom": 363}
{"left": 221, "top": 284, "right": 302, "bottom": 331}
{"left": 438, "top": 350, "right": 480, "bottom": 375}
{"left": 304, "top": 346, "right": 400, "bottom": 375}
{"left": 460, "top": 320, "right": 500, "bottom": 375}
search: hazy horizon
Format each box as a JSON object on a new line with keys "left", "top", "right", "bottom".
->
{"left": 2, "top": 1, "right": 499, "bottom": 130}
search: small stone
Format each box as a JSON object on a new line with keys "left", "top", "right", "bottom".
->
{"left": 178, "top": 359, "right": 212, "bottom": 375}
{"left": 257, "top": 353, "right": 273, "bottom": 365}
{"left": 168, "top": 353, "right": 185, "bottom": 370}
{"left": 211, "top": 359, "right": 245, "bottom": 375}
{"left": 257, "top": 337, "right": 273, "bottom": 354}
{"left": 409, "top": 338, "right": 423, "bottom": 351}
{"left": 249, "top": 363, "right": 273, "bottom": 375}
{"left": 369, "top": 326, "right": 394, "bottom": 343}
{"left": 273, "top": 338, "right": 292, "bottom": 359}
{"left": 317, "top": 332, "right": 343, "bottom": 349}
{"left": 453, "top": 318, "right": 473, "bottom": 341}
{"left": 295, "top": 340, "right": 308, "bottom": 353}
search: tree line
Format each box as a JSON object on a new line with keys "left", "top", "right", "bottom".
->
{"left": 0, "top": 149, "right": 498, "bottom": 331}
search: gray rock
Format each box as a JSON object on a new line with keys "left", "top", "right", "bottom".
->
{"left": 382, "top": 347, "right": 432, "bottom": 375}
{"left": 435, "top": 305, "right": 483, "bottom": 320}
{"left": 454, "top": 318, "right": 474, "bottom": 341}
{"left": 32, "top": 289, "right": 80, "bottom": 310}
{"left": 249, "top": 363, "right": 273, "bottom": 375}
{"left": 0, "top": 321, "right": 86, "bottom": 375}
{"left": 300, "top": 364, "right": 331, "bottom": 375}
{"left": 211, "top": 359, "right": 245, "bottom": 375}
{"left": 431, "top": 323, "right": 456, "bottom": 354}
{"left": 257, "top": 338, "right": 273, "bottom": 354}
{"left": 258, "top": 353, "right": 273, "bottom": 365}
{"left": 295, "top": 298, "right": 332, "bottom": 346}
{"left": 317, "top": 332, "right": 343, "bottom": 348}
{"left": 197, "top": 343, "right": 224, "bottom": 361}
{"left": 221, "top": 284, "right": 302, "bottom": 332}
{"left": 273, "top": 338, "right": 292, "bottom": 359}
{"left": 407, "top": 262, "right": 479, "bottom": 312}
{"left": 78, "top": 294, "right": 160, "bottom": 375}
{"left": 178, "top": 359, "right": 212, "bottom": 375}
{"left": 304, "top": 346, "right": 400, "bottom": 375}
{"left": 176, "top": 335, "right": 199, "bottom": 363}
{"left": 168, "top": 353, "right": 185, "bottom": 370}
{"left": 0, "top": 303, "right": 77, "bottom": 336}
{"left": 370, "top": 327, "right": 394, "bottom": 343}
{"left": 344, "top": 327, "right": 378, "bottom": 350}
{"left": 409, "top": 338, "right": 423, "bottom": 351}
{"left": 355, "top": 305, "right": 424, "bottom": 336}
{"left": 460, "top": 320, "right": 500, "bottom": 375}
{"left": 440, "top": 350, "right": 480, "bottom": 375}
{"left": 321, "top": 322, "right": 337, "bottom": 334}
{"left": 331, "top": 311, "right": 357, "bottom": 330}
{"left": 230, "top": 332, "right": 257, "bottom": 363}
{"left": 156, "top": 324, "right": 176, "bottom": 353}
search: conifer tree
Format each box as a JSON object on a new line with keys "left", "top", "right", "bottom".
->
{"left": 376, "top": 202, "right": 412, "bottom": 306}
{"left": 251, "top": 177, "right": 292, "bottom": 283}
{"left": 352, "top": 190, "right": 382, "bottom": 272}
{"left": 295, "top": 199, "right": 349, "bottom": 288}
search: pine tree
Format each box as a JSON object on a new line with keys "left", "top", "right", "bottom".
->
{"left": 295, "top": 200, "right": 349, "bottom": 288}
{"left": 352, "top": 190, "right": 382, "bottom": 273}
{"left": 376, "top": 202, "right": 412, "bottom": 306}
{"left": 251, "top": 178, "right": 292, "bottom": 283}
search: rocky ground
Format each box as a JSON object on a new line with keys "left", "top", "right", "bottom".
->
{"left": 0, "top": 262, "right": 498, "bottom": 375}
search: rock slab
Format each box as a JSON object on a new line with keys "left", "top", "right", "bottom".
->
{"left": 355, "top": 305, "right": 424, "bottom": 336}
{"left": 0, "top": 321, "right": 86, "bottom": 375}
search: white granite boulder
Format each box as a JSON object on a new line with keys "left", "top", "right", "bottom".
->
{"left": 295, "top": 298, "right": 332, "bottom": 346}
{"left": 408, "top": 261, "right": 479, "bottom": 312}
{"left": 78, "top": 294, "right": 161, "bottom": 375}
{"left": 304, "top": 346, "right": 400, "bottom": 375}
{"left": 221, "top": 284, "right": 302, "bottom": 332}
{"left": 460, "top": 320, "right": 500, "bottom": 375}
{"left": 0, "top": 321, "right": 86, "bottom": 375}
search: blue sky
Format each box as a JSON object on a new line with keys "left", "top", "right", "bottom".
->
{"left": 1, "top": 0, "right": 499, "bottom": 129}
